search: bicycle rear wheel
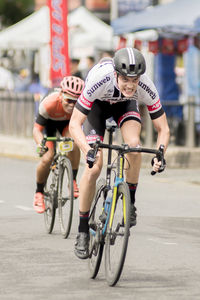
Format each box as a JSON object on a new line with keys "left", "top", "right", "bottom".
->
{"left": 88, "top": 178, "right": 106, "bottom": 279}
{"left": 44, "top": 169, "right": 57, "bottom": 234}
{"left": 104, "top": 181, "right": 130, "bottom": 286}
{"left": 58, "top": 157, "right": 74, "bottom": 239}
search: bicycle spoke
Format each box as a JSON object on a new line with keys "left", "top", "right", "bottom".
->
{"left": 43, "top": 169, "right": 56, "bottom": 234}
{"left": 58, "top": 157, "right": 74, "bottom": 239}
{"left": 105, "top": 182, "right": 130, "bottom": 286}
{"left": 88, "top": 178, "right": 106, "bottom": 279}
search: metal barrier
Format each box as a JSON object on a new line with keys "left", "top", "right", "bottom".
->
{"left": 143, "top": 97, "right": 198, "bottom": 147}
{"left": 0, "top": 92, "right": 199, "bottom": 147}
{"left": 0, "top": 91, "right": 35, "bottom": 137}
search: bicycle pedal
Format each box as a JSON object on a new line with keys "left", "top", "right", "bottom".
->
{"left": 89, "top": 222, "right": 97, "bottom": 231}
{"left": 110, "top": 233, "right": 116, "bottom": 245}
{"left": 99, "top": 210, "right": 107, "bottom": 223}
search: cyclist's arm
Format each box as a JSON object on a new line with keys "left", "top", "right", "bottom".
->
{"left": 69, "top": 107, "right": 91, "bottom": 156}
{"left": 151, "top": 113, "right": 169, "bottom": 173}
{"left": 33, "top": 122, "right": 45, "bottom": 146}
{"left": 152, "top": 112, "right": 170, "bottom": 152}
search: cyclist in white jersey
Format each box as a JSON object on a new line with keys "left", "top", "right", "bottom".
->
{"left": 69, "top": 47, "right": 170, "bottom": 259}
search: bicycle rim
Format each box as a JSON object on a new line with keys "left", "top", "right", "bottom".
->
{"left": 58, "top": 157, "right": 74, "bottom": 239}
{"left": 88, "top": 178, "right": 106, "bottom": 279}
{"left": 44, "top": 169, "right": 56, "bottom": 234}
{"left": 105, "top": 182, "right": 130, "bottom": 286}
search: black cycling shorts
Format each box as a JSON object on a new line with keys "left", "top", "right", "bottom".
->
{"left": 83, "top": 100, "right": 141, "bottom": 144}
{"left": 44, "top": 119, "right": 69, "bottom": 137}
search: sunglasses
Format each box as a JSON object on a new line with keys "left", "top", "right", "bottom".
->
{"left": 62, "top": 92, "right": 77, "bottom": 104}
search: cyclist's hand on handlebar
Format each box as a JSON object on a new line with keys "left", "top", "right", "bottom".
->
{"left": 86, "top": 138, "right": 101, "bottom": 168}
{"left": 151, "top": 157, "right": 166, "bottom": 173}
{"left": 151, "top": 144, "right": 166, "bottom": 175}
{"left": 36, "top": 143, "right": 48, "bottom": 157}
{"left": 86, "top": 149, "right": 97, "bottom": 168}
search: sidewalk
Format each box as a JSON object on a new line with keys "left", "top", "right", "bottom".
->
{"left": 0, "top": 134, "right": 200, "bottom": 168}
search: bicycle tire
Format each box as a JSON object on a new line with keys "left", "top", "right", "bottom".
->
{"left": 88, "top": 178, "right": 106, "bottom": 279}
{"left": 58, "top": 157, "right": 74, "bottom": 239}
{"left": 44, "top": 168, "right": 57, "bottom": 234}
{"left": 104, "top": 181, "right": 131, "bottom": 286}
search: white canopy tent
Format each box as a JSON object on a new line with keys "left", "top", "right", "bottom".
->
{"left": 0, "top": 6, "right": 114, "bottom": 85}
{"left": 0, "top": 6, "right": 114, "bottom": 51}
{"left": 68, "top": 6, "right": 113, "bottom": 56}
{"left": 0, "top": 6, "right": 49, "bottom": 49}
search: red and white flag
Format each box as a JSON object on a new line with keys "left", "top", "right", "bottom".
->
{"left": 48, "top": 0, "right": 70, "bottom": 87}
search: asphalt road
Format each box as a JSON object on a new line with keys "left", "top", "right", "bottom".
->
{"left": 0, "top": 157, "right": 200, "bottom": 300}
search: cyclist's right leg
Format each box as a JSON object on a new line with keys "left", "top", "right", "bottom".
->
{"left": 34, "top": 120, "right": 57, "bottom": 214}
{"left": 121, "top": 120, "right": 141, "bottom": 226}
{"left": 34, "top": 147, "right": 54, "bottom": 213}
{"left": 75, "top": 149, "right": 103, "bottom": 259}
{"left": 75, "top": 100, "right": 109, "bottom": 259}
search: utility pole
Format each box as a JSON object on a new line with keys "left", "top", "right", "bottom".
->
{"left": 110, "top": 0, "right": 118, "bottom": 21}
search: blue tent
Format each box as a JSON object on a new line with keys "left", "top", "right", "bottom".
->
{"left": 111, "top": 0, "right": 200, "bottom": 36}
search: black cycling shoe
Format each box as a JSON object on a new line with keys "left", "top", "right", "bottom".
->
{"left": 74, "top": 232, "right": 89, "bottom": 259}
{"left": 130, "top": 204, "right": 137, "bottom": 227}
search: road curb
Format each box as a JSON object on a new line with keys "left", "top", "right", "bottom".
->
{"left": 0, "top": 134, "right": 200, "bottom": 168}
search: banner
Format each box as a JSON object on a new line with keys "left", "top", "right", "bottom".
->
{"left": 134, "top": 39, "right": 142, "bottom": 51}
{"left": 148, "top": 40, "right": 159, "bottom": 55}
{"left": 116, "top": 36, "right": 127, "bottom": 50}
{"left": 48, "top": 0, "right": 70, "bottom": 87}
{"left": 177, "top": 38, "right": 188, "bottom": 54}
{"left": 162, "top": 38, "right": 174, "bottom": 55}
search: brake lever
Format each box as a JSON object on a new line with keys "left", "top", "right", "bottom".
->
{"left": 87, "top": 137, "right": 101, "bottom": 168}
{"left": 151, "top": 144, "right": 165, "bottom": 176}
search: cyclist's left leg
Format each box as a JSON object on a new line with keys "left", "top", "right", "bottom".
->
{"left": 121, "top": 120, "right": 141, "bottom": 226}
{"left": 114, "top": 100, "right": 142, "bottom": 226}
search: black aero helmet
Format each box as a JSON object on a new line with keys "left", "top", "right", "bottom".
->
{"left": 113, "top": 47, "right": 146, "bottom": 77}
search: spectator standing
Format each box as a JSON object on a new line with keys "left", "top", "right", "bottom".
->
{"left": 82, "top": 56, "right": 95, "bottom": 79}
{"left": 70, "top": 58, "right": 83, "bottom": 79}
{"left": 0, "top": 61, "right": 14, "bottom": 91}
{"left": 28, "top": 73, "right": 49, "bottom": 116}
{"left": 14, "top": 68, "right": 30, "bottom": 92}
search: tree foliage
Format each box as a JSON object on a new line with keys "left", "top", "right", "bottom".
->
{"left": 0, "top": 0, "right": 35, "bottom": 27}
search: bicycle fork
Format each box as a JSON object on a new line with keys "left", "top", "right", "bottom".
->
{"left": 109, "top": 153, "right": 127, "bottom": 229}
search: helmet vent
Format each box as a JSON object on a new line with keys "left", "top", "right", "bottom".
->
{"left": 130, "top": 64, "right": 135, "bottom": 72}
{"left": 122, "top": 63, "right": 126, "bottom": 72}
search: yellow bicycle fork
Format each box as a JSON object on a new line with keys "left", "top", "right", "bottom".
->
{"left": 109, "top": 156, "right": 127, "bottom": 228}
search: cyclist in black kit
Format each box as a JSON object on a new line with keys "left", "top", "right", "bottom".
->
{"left": 69, "top": 47, "right": 170, "bottom": 259}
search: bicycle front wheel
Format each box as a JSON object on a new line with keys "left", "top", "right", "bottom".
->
{"left": 58, "top": 157, "right": 74, "bottom": 239}
{"left": 44, "top": 169, "right": 56, "bottom": 234}
{"left": 88, "top": 178, "right": 106, "bottom": 279}
{"left": 104, "top": 181, "right": 130, "bottom": 286}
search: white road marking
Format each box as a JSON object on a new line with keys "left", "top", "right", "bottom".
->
{"left": 15, "top": 205, "right": 34, "bottom": 211}
{"left": 164, "top": 242, "right": 177, "bottom": 245}
{"left": 148, "top": 238, "right": 177, "bottom": 245}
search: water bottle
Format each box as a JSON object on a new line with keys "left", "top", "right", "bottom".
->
{"left": 104, "top": 189, "right": 112, "bottom": 213}
{"left": 99, "top": 189, "right": 112, "bottom": 223}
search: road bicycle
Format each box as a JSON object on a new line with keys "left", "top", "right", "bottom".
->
{"left": 87, "top": 120, "right": 165, "bottom": 286}
{"left": 41, "top": 136, "right": 74, "bottom": 239}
